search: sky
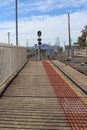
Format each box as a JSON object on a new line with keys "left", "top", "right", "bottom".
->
{"left": 0, "top": 0, "right": 87, "bottom": 47}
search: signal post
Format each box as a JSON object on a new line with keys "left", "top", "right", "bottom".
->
{"left": 37, "top": 31, "right": 42, "bottom": 60}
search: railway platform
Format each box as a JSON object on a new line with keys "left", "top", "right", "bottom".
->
{"left": 51, "top": 60, "right": 87, "bottom": 97}
{"left": 0, "top": 60, "right": 87, "bottom": 130}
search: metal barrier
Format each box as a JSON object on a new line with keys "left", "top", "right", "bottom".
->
{"left": 0, "top": 44, "right": 27, "bottom": 87}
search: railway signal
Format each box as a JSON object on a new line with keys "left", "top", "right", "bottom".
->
{"left": 38, "top": 42, "right": 41, "bottom": 45}
{"left": 37, "top": 31, "right": 42, "bottom": 37}
{"left": 37, "top": 31, "right": 42, "bottom": 45}
{"left": 37, "top": 38, "right": 42, "bottom": 45}
{"left": 37, "top": 38, "right": 42, "bottom": 41}
{"left": 37, "top": 30, "right": 42, "bottom": 60}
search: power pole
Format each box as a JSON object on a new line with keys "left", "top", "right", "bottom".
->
{"left": 15, "top": 0, "right": 18, "bottom": 46}
{"left": 27, "top": 39, "right": 28, "bottom": 48}
{"left": 68, "top": 13, "right": 71, "bottom": 57}
{"left": 8, "top": 32, "right": 10, "bottom": 44}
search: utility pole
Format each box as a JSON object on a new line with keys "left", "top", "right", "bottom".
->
{"left": 64, "top": 41, "right": 65, "bottom": 51}
{"left": 57, "top": 36, "right": 59, "bottom": 45}
{"left": 8, "top": 32, "right": 10, "bottom": 44}
{"left": 68, "top": 13, "right": 71, "bottom": 58}
{"left": 27, "top": 39, "right": 28, "bottom": 48}
{"left": 15, "top": 0, "right": 18, "bottom": 46}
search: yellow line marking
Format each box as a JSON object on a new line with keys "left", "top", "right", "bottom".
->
{"left": 47, "top": 61, "right": 87, "bottom": 104}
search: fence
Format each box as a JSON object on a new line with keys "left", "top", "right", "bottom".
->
{"left": 74, "top": 48, "right": 86, "bottom": 55}
{"left": 0, "top": 44, "right": 27, "bottom": 87}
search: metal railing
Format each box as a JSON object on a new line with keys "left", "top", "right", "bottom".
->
{"left": 0, "top": 44, "right": 26, "bottom": 86}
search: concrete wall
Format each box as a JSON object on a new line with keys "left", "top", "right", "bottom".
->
{"left": 0, "top": 44, "right": 27, "bottom": 87}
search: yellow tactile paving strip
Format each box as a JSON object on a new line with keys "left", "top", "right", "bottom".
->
{"left": 43, "top": 60, "right": 87, "bottom": 129}
{"left": 49, "top": 61, "right": 87, "bottom": 104}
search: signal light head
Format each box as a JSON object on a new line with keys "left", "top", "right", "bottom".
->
{"left": 37, "top": 31, "right": 42, "bottom": 37}
{"left": 37, "top": 38, "right": 42, "bottom": 41}
{"left": 38, "top": 41, "right": 41, "bottom": 45}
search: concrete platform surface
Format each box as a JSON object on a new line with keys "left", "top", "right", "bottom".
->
{"left": 52, "top": 60, "right": 87, "bottom": 96}
{"left": 0, "top": 61, "right": 69, "bottom": 130}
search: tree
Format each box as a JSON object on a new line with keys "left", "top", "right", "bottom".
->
{"left": 81, "top": 25, "right": 87, "bottom": 39}
{"left": 77, "top": 25, "right": 87, "bottom": 47}
{"left": 77, "top": 36, "right": 85, "bottom": 47}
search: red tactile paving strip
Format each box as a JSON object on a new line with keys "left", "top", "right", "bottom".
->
{"left": 42, "top": 61, "right": 87, "bottom": 130}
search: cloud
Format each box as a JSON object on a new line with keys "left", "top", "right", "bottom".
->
{"left": 18, "top": 0, "right": 87, "bottom": 14}
{"left": 0, "top": 11, "right": 87, "bottom": 47}
{"left": 18, "top": 11, "right": 87, "bottom": 46}
{"left": 1, "top": 0, "right": 87, "bottom": 13}
{"left": 0, "top": 0, "right": 87, "bottom": 46}
{"left": 0, "top": 0, "right": 13, "bottom": 7}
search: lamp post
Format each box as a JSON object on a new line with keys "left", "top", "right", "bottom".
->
{"left": 15, "top": 0, "right": 18, "bottom": 46}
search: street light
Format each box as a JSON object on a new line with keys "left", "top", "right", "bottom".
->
{"left": 15, "top": 0, "right": 18, "bottom": 46}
